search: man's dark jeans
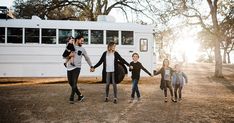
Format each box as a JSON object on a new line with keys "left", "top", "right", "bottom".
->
{"left": 67, "top": 68, "right": 81, "bottom": 100}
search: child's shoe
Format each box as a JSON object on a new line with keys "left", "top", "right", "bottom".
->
{"left": 104, "top": 97, "right": 109, "bottom": 102}
{"left": 70, "top": 62, "right": 75, "bottom": 66}
{"left": 64, "top": 63, "right": 67, "bottom": 68}
{"left": 137, "top": 97, "right": 141, "bottom": 101}
{"left": 129, "top": 98, "right": 134, "bottom": 103}
{"left": 171, "top": 97, "right": 176, "bottom": 102}
{"left": 164, "top": 97, "right": 168, "bottom": 102}
{"left": 113, "top": 98, "right": 117, "bottom": 104}
{"left": 178, "top": 98, "right": 182, "bottom": 101}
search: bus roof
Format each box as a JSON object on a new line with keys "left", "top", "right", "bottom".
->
{"left": 0, "top": 17, "right": 154, "bottom": 33}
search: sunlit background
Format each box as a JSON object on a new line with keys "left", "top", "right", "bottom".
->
{"left": 0, "top": 0, "right": 233, "bottom": 64}
{"left": 172, "top": 27, "right": 201, "bottom": 63}
{"left": 173, "top": 36, "right": 200, "bottom": 63}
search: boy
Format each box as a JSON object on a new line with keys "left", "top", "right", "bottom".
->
{"left": 172, "top": 64, "right": 188, "bottom": 102}
{"left": 129, "top": 53, "right": 152, "bottom": 103}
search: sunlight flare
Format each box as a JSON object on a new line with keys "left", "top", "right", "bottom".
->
{"left": 173, "top": 36, "right": 200, "bottom": 63}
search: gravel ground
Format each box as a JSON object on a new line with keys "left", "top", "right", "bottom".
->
{"left": 0, "top": 63, "right": 234, "bottom": 123}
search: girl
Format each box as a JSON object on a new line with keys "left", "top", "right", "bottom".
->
{"left": 172, "top": 64, "right": 188, "bottom": 102}
{"left": 92, "top": 41, "right": 130, "bottom": 104}
{"left": 129, "top": 53, "right": 152, "bottom": 103}
{"left": 155, "top": 59, "right": 175, "bottom": 102}
{"left": 62, "top": 36, "right": 75, "bottom": 67}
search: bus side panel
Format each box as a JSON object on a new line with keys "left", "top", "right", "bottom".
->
{"left": 134, "top": 33, "right": 155, "bottom": 77}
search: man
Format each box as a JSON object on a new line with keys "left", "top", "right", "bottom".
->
{"left": 66, "top": 35, "right": 93, "bottom": 104}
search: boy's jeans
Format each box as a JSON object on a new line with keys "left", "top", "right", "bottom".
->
{"left": 174, "top": 84, "right": 183, "bottom": 100}
{"left": 131, "top": 79, "right": 140, "bottom": 98}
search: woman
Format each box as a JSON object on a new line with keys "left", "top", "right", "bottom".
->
{"left": 92, "top": 42, "right": 130, "bottom": 104}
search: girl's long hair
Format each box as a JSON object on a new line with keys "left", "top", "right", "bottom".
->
{"left": 162, "top": 59, "right": 169, "bottom": 67}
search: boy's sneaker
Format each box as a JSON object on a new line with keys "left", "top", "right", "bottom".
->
{"left": 104, "top": 97, "right": 109, "bottom": 102}
{"left": 137, "top": 97, "right": 141, "bottom": 101}
{"left": 129, "top": 98, "right": 134, "bottom": 103}
{"left": 78, "top": 95, "right": 85, "bottom": 102}
{"left": 164, "top": 97, "right": 168, "bottom": 103}
{"left": 113, "top": 98, "right": 117, "bottom": 104}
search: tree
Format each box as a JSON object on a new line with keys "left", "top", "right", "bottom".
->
{"left": 136, "top": 0, "right": 232, "bottom": 77}
{"left": 221, "top": 20, "right": 234, "bottom": 64}
{"left": 197, "top": 29, "right": 215, "bottom": 63}
{"left": 163, "top": 0, "right": 228, "bottom": 77}
{"left": 219, "top": 3, "right": 234, "bottom": 64}
{"left": 155, "top": 28, "right": 178, "bottom": 60}
{"left": 13, "top": 0, "right": 141, "bottom": 21}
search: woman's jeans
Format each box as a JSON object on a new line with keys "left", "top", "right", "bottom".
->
{"left": 106, "top": 72, "right": 117, "bottom": 98}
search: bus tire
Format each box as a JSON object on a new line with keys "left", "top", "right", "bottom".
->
{"left": 116, "top": 63, "right": 126, "bottom": 84}
{"left": 101, "top": 63, "right": 127, "bottom": 84}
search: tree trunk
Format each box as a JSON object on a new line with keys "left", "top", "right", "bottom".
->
{"left": 227, "top": 52, "right": 231, "bottom": 64}
{"left": 214, "top": 39, "right": 223, "bottom": 77}
{"left": 209, "top": 0, "right": 223, "bottom": 77}
{"left": 223, "top": 48, "right": 227, "bottom": 64}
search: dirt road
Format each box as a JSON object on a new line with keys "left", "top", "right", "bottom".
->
{"left": 0, "top": 63, "right": 233, "bottom": 123}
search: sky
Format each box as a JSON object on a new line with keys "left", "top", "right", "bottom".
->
{"left": 0, "top": 0, "right": 127, "bottom": 22}
{"left": 0, "top": 0, "right": 14, "bottom": 8}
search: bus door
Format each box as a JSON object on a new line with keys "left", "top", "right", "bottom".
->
{"left": 135, "top": 33, "right": 154, "bottom": 76}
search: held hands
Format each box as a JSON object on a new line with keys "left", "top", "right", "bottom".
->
{"left": 129, "top": 66, "right": 133, "bottom": 70}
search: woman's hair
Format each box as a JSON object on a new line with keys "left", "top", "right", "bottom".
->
{"left": 132, "top": 53, "right": 139, "bottom": 58}
{"left": 107, "top": 41, "right": 116, "bottom": 51}
{"left": 163, "top": 59, "right": 169, "bottom": 67}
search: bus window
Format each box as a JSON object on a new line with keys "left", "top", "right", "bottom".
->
{"left": 25, "top": 28, "right": 39, "bottom": 44}
{"left": 59, "top": 29, "right": 72, "bottom": 44}
{"left": 91, "top": 30, "right": 103, "bottom": 44}
{"left": 106, "top": 30, "right": 118, "bottom": 45}
{"left": 75, "top": 29, "right": 88, "bottom": 44}
{"left": 7, "top": 28, "right": 22, "bottom": 43}
{"left": 0, "top": 27, "right": 5, "bottom": 43}
{"left": 140, "top": 39, "right": 148, "bottom": 52}
{"left": 121, "top": 31, "right": 133, "bottom": 45}
{"left": 42, "top": 29, "right": 56, "bottom": 44}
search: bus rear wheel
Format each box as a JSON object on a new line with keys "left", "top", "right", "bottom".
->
{"left": 116, "top": 63, "right": 126, "bottom": 84}
{"left": 101, "top": 63, "right": 126, "bottom": 84}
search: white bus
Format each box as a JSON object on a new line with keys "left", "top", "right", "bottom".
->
{"left": 0, "top": 16, "right": 157, "bottom": 80}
